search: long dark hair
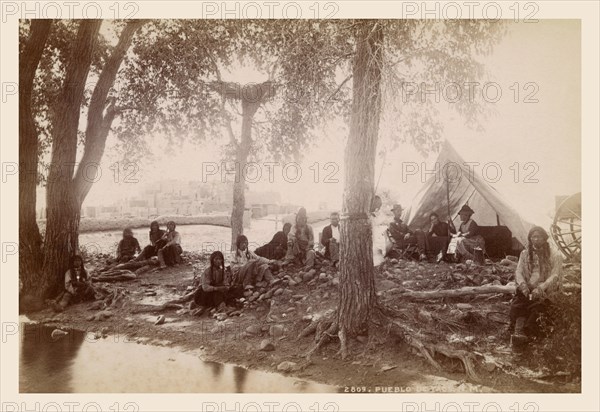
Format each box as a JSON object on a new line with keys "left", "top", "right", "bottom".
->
{"left": 235, "top": 235, "right": 250, "bottom": 259}
{"left": 70, "top": 254, "right": 88, "bottom": 281}
{"left": 149, "top": 220, "right": 160, "bottom": 233}
{"left": 209, "top": 251, "right": 225, "bottom": 271}
{"left": 527, "top": 226, "right": 551, "bottom": 277}
{"left": 295, "top": 208, "right": 310, "bottom": 239}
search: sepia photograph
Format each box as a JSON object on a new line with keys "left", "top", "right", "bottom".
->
{"left": 2, "top": 1, "right": 598, "bottom": 410}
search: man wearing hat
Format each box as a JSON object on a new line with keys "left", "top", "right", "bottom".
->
{"left": 452, "top": 204, "right": 485, "bottom": 262}
{"left": 386, "top": 204, "right": 426, "bottom": 260}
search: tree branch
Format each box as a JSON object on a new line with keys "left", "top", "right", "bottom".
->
{"left": 74, "top": 20, "right": 147, "bottom": 204}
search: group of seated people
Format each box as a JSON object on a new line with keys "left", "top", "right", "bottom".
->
{"left": 117, "top": 220, "right": 183, "bottom": 269}
{"left": 385, "top": 203, "right": 486, "bottom": 264}
{"left": 50, "top": 205, "right": 563, "bottom": 345}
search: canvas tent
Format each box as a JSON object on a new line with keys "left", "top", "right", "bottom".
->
{"left": 402, "top": 140, "right": 534, "bottom": 248}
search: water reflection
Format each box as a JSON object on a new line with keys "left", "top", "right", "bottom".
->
{"left": 20, "top": 325, "right": 338, "bottom": 393}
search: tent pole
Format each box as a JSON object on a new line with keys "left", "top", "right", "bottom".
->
{"left": 445, "top": 167, "right": 453, "bottom": 235}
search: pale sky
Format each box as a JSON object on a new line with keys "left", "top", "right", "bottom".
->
{"left": 51, "top": 20, "right": 580, "bottom": 222}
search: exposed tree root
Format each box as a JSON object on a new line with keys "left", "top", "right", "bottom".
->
{"left": 296, "top": 303, "right": 480, "bottom": 379}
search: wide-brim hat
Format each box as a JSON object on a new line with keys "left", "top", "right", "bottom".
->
{"left": 458, "top": 205, "right": 475, "bottom": 215}
{"left": 391, "top": 204, "right": 403, "bottom": 212}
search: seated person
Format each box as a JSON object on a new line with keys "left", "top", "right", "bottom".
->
{"left": 386, "top": 204, "right": 426, "bottom": 260}
{"left": 450, "top": 205, "right": 485, "bottom": 262}
{"left": 321, "top": 212, "right": 341, "bottom": 266}
{"left": 192, "top": 251, "right": 243, "bottom": 316}
{"left": 136, "top": 221, "right": 166, "bottom": 261}
{"left": 426, "top": 213, "right": 453, "bottom": 262}
{"left": 255, "top": 222, "right": 291, "bottom": 260}
{"left": 157, "top": 221, "right": 183, "bottom": 269}
{"left": 284, "top": 207, "right": 316, "bottom": 269}
{"left": 231, "top": 235, "right": 277, "bottom": 286}
{"left": 116, "top": 227, "right": 141, "bottom": 263}
{"left": 51, "top": 255, "right": 95, "bottom": 312}
{"left": 508, "top": 226, "right": 563, "bottom": 339}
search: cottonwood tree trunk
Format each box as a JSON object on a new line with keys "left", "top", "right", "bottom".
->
{"left": 337, "top": 21, "right": 383, "bottom": 338}
{"left": 19, "top": 20, "right": 145, "bottom": 300}
{"left": 230, "top": 105, "right": 255, "bottom": 249}
{"left": 41, "top": 20, "right": 102, "bottom": 298}
{"left": 19, "top": 20, "right": 52, "bottom": 294}
{"left": 219, "top": 81, "right": 275, "bottom": 250}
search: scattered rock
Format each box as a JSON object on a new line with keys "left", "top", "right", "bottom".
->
{"left": 274, "top": 288, "right": 284, "bottom": 296}
{"left": 303, "top": 271, "right": 315, "bottom": 282}
{"left": 319, "top": 273, "right": 327, "bottom": 281}
{"left": 277, "top": 361, "right": 299, "bottom": 372}
{"left": 269, "top": 324, "right": 285, "bottom": 338}
{"left": 378, "top": 280, "right": 397, "bottom": 291}
{"left": 483, "top": 361, "right": 496, "bottom": 372}
{"left": 417, "top": 309, "right": 433, "bottom": 323}
{"left": 154, "top": 315, "right": 166, "bottom": 326}
{"left": 215, "top": 313, "right": 228, "bottom": 322}
{"left": 381, "top": 365, "right": 397, "bottom": 372}
{"left": 259, "top": 339, "right": 275, "bottom": 352}
{"left": 331, "top": 278, "right": 340, "bottom": 287}
{"left": 293, "top": 276, "right": 303, "bottom": 284}
{"left": 456, "top": 303, "right": 473, "bottom": 310}
{"left": 288, "top": 280, "right": 297, "bottom": 287}
{"left": 246, "top": 325, "right": 262, "bottom": 335}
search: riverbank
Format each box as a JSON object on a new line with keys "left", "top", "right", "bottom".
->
{"left": 36, "top": 210, "right": 334, "bottom": 234}
{"left": 25, "top": 253, "right": 581, "bottom": 393}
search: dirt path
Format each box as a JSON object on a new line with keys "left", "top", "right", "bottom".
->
{"left": 27, "top": 255, "right": 580, "bottom": 393}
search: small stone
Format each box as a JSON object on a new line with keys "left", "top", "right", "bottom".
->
{"left": 285, "top": 307, "right": 296, "bottom": 313}
{"left": 456, "top": 303, "right": 473, "bottom": 310}
{"left": 259, "top": 339, "right": 275, "bottom": 352}
{"left": 303, "top": 272, "right": 315, "bottom": 282}
{"left": 381, "top": 365, "right": 397, "bottom": 372}
{"left": 127, "top": 323, "right": 134, "bottom": 328}
{"left": 483, "top": 362, "right": 496, "bottom": 372}
{"left": 274, "top": 288, "right": 284, "bottom": 296}
{"left": 277, "top": 361, "right": 298, "bottom": 372}
{"left": 294, "top": 276, "right": 303, "bottom": 284}
{"left": 215, "top": 313, "right": 228, "bottom": 322}
{"left": 288, "top": 280, "right": 297, "bottom": 287}
{"left": 378, "top": 279, "right": 397, "bottom": 291}
{"left": 100, "top": 326, "right": 109, "bottom": 335}
{"left": 319, "top": 273, "right": 327, "bottom": 281}
{"left": 86, "top": 314, "right": 96, "bottom": 321}
{"left": 331, "top": 278, "right": 340, "bottom": 287}
{"left": 269, "top": 324, "right": 285, "bottom": 338}
{"left": 246, "top": 325, "right": 262, "bottom": 335}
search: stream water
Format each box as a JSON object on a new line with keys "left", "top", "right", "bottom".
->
{"left": 20, "top": 324, "right": 339, "bottom": 393}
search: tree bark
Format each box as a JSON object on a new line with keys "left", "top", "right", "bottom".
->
{"left": 225, "top": 82, "right": 275, "bottom": 249}
{"left": 337, "top": 21, "right": 383, "bottom": 337}
{"left": 73, "top": 20, "right": 146, "bottom": 204}
{"left": 19, "top": 20, "right": 52, "bottom": 294}
{"left": 41, "top": 20, "right": 102, "bottom": 298}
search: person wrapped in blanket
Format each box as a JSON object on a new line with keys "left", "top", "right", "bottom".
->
{"left": 136, "top": 221, "right": 166, "bottom": 261}
{"left": 284, "top": 207, "right": 316, "bottom": 270}
{"left": 507, "top": 226, "right": 563, "bottom": 341}
{"left": 255, "top": 222, "right": 291, "bottom": 260}
{"left": 50, "top": 255, "right": 96, "bottom": 312}
{"left": 116, "top": 227, "right": 141, "bottom": 263}
{"left": 192, "top": 251, "right": 244, "bottom": 316}
{"left": 230, "top": 235, "right": 278, "bottom": 287}
{"left": 157, "top": 221, "right": 183, "bottom": 269}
